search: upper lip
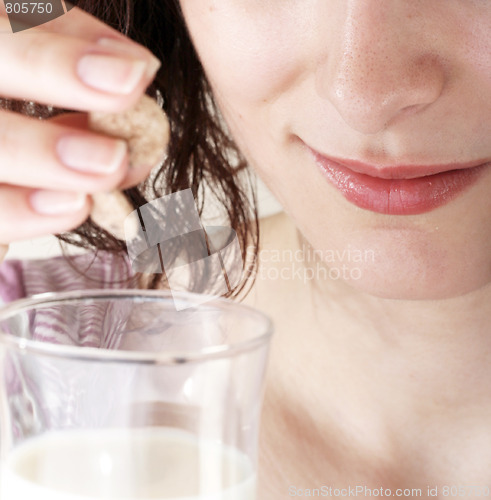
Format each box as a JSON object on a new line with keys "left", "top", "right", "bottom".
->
{"left": 308, "top": 147, "right": 490, "bottom": 180}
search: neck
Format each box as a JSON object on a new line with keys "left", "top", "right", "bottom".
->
{"left": 250, "top": 211, "right": 491, "bottom": 484}
{"left": 295, "top": 233, "right": 491, "bottom": 407}
{"left": 252, "top": 211, "right": 491, "bottom": 418}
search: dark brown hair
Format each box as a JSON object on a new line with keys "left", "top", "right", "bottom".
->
{"left": 1, "top": 0, "right": 260, "bottom": 299}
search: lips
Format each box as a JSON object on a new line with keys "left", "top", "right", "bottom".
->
{"left": 308, "top": 147, "right": 489, "bottom": 215}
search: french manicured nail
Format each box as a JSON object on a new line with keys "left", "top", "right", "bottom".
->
{"left": 30, "top": 191, "right": 86, "bottom": 216}
{"left": 56, "top": 135, "right": 127, "bottom": 174}
{"left": 77, "top": 52, "right": 148, "bottom": 94}
{"left": 96, "top": 37, "right": 161, "bottom": 79}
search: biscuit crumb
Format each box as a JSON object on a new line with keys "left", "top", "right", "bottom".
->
{"left": 88, "top": 95, "right": 170, "bottom": 240}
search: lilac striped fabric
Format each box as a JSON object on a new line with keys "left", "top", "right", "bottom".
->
{"left": 0, "top": 252, "right": 140, "bottom": 347}
{"left": 0, "top": 252, "right": 137, "bottom": 302}
{"left": 0, "top": 253, "right": 143, "bottom": 438}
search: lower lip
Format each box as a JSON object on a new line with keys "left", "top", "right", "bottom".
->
{"left": 311, "top": 152, "right": 488, "bottom": 215}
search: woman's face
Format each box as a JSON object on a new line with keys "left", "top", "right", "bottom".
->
{"left": 179, "top": 0, "right": 491, "bottom": 300}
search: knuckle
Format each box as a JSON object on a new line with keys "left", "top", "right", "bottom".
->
{"left": 19, "top": 34, "right": 55, "bottom": 73}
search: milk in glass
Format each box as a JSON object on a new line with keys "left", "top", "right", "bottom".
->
{"left": 0, "top": 427, "right": 256, "bottom": 500}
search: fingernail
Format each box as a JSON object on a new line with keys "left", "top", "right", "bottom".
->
{"left": 96, "top": 37, "right": 161, "bottom": 80}
{"left": 56, "top": 135, "right": 127, "bottom": 174}
{"left": 30, "top": 191, "right": 86, "bottom": 216}
{"left": 77, "top": 53, "right": 148, "bottom": 95}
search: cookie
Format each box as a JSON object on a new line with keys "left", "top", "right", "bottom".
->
{"left": 88, "top": 95, "right": 170, "bottom": 240}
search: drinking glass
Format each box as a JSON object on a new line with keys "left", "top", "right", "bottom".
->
{"left": 0, "top": 289, "right": 272, "bottom": 499}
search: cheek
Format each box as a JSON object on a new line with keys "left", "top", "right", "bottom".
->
{"left": 457, "top": 7, "right": 491, "bottom": 83}
{"left": 179, "top": 1, "right": 313, "bottom": 104}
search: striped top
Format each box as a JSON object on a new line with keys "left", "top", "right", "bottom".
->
{"left": 0, "top": 252, "right": 138, "bottom": 304}
{"left": 0, "top": 252, "right": 140, "bottom": 347}
{"left": 0, "top": 254, "right": 150, "bottom": 438}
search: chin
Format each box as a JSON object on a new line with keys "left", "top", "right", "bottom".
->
{"left": 301, "top": 223, "right": 491, "bottom": 301}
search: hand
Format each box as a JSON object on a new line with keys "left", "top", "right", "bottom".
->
{"left": 0, "top": 5, "right": 161, "bottom": 264}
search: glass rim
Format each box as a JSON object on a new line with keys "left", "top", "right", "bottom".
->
{"left": 0, "top": 289, "right": 273, "bottom": 365}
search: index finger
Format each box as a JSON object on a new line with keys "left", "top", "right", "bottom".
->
{"left": 0, "top": 3, "right": 156, "bottom": 73}
{"left": 38, "top": 4, "right": 155, "bottom": 60}
{"left": 0, "top": 22, "right": 160, "bottom": 113}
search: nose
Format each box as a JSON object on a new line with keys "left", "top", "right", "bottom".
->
{"left": 316, "top": 1, "right": 446, "bottom": 134}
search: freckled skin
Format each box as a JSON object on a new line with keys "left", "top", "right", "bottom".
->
{"left": 180, "top": 0, "right": 491, "bottom": 300}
